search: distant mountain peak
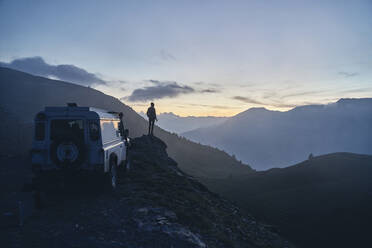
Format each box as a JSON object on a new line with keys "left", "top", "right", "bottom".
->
{"left": 159, "top": 112, "right": 178, "bottom": 117}
{"left": 232, "top": 107, "right": 275, "bottom": 119}
{"left": 290, "top": 104, "right": 324, "bottom": 112}
{"left": 336, "top": 97, "right": 372, "bottom": 105}
{"left": 248, "top": 107, "right": 270, "bottom": 111}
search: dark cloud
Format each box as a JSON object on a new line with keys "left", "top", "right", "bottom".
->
{"left": 338, "top": 71, "right": 358, "bottom": 78}
{"left": 0, "top": 56, "right": 106, "bottom": 86}
{"left": 148, "top": 79, "right": 162, "bottom": 85}
{"left": 124, "top": 80, "right": 195, "bottom": 102}
{"left": 192, "top": 81, "right": 221, "bottom": 93}
{"left": 232, "top": 96, "right": 298, "bottom": 108}
{"left": 200, "top": 88, "right": 219, "bottom": 93}
{"left": 232, "top": 96, "right": 264, "bottom": 105}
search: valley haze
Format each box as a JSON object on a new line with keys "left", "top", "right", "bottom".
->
{"left": 181, "top": 98, "right": 372, "bottom": 170}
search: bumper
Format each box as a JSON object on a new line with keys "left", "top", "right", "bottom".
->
{"left": 32, "top": 163, "right": 104, "bottom": 173}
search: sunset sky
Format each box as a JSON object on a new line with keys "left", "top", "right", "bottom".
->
{"left": 1, "top": 0, "right": 372, "bottom": 116}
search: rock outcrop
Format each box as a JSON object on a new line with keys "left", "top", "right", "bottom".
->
{"left": 4, "top": 136, "right": 293, "bottom": 248}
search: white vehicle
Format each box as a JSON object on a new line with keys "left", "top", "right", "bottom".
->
{"left": 31, "top": 103, "right": 129, "bottom": 189}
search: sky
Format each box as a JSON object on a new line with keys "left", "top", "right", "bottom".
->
{"left": 1, "top": 0, "right": 372, "bottom": 116}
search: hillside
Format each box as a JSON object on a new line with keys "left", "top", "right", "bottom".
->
{"left": 183, "top": 100, "right": 372, "bottom": 170}
{"left": 0, "top": 67, "right": 253, "bottom": 179}
{"left": 204, "top": 153, "right": 372, "bottom": 248}
{"left": 1, "top": 135, "right": 292, "bottom": 248}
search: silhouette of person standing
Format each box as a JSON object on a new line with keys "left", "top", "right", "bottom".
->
{"left": 146, "top": 102, "right": 157, "bottom": 135}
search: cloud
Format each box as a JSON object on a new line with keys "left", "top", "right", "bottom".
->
{"left": 124, "top": 80, "right": 195, "bottom": 102}
{"left": 193, "top": 81, "right": 221, "bottom": 87}
{"left": 191, "top": 81, "right": 221, "bottom": 93}
{"left": 262, "top": 90, "right": 278, "bottom": 99}
{"left": 0, "top": 56, "right": 106, "bottom": 86}
{"left": 232, "top": 96, "right": 264, "bottom": 105}
{"left": 232, "top": 96, "right": 298, "bottom": 108}
{"left": 339, "top": 87, "right": 372, "bottom": 94}
{"left": 114, "top": 80, "right": 128, "bottom": 84}
{"left": 200, "top": 88, "right": 219, "bottom": 93}
{"left": 160, "top": 49, "right": 176, "bottom": 61}
{"left": 186, "top": 103, "right": 238, "bottom": 109}
{"left": 338, "top": 71, "right": 359, "bottom": 78}
{"left": 269, "top": 102, "right": 297, "bottom": 108}
{"left": 148, "top": 79, "right": 163, "bottom": 85}
{"left": 281, "top": 90, "right": 324, "bottom": 98}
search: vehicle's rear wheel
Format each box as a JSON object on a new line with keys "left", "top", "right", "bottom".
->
{"left": 109, "top": 160, "right": 118, "bottom": 190}
{"left": 125, "top": 146, "right": 131, "bottom": 171}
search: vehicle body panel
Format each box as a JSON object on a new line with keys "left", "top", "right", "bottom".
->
{"left": 31, "top": 105, "right": 128, "bottom": 174}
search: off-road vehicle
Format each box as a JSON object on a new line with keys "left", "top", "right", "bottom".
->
{"left": 31, "top": 103, "right": 129, "bottom": 189}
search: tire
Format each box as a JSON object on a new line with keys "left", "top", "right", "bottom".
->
{"left": 109, "top": 160, "right": 118, "bottom": 190}
{"left": 50, "top": 137, "right": 85, "bottom": 168}
{"left": 125, "top": 158, "right": 131, "bottom": 171}
{"left": 124, "top": 146, "right": 131, "bottom": 172}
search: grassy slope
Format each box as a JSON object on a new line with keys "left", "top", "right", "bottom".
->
{"left": 204, "top": 153, "right": 372, "bottom": 248}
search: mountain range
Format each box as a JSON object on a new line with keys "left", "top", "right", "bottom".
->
{"left": 139, "top": 112, "right": 227, "bottom": 134}
{"left": 182, "top": 100, "right": 372, "bottom": 170}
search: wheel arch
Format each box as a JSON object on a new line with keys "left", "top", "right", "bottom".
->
{"left": 109, "top": 152, "right": 118, "bottom": 169}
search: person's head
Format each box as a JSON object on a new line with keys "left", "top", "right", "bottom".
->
{"left": 119, "top": 112, "right": 123, "bottom": 119}
{"left": 151, "top": 102, "right": 154, "bottom": 107}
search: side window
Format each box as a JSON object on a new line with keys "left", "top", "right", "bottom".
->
{"left": 100, "top": 119, "right": 120, "bottom": 144}
{"left": 89, "top": 122, "right": 100, "bottom": 141}
{"left": 114, "top": 121, "right": 120, "bottom": 137}
{"left": 35, "top": 122, "right": 45, "bottom": 141}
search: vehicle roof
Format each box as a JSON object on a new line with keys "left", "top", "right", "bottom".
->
{"left": 42, "top": 106, "right": 119, "bottom": 120}
{"left": 90, "top": 107, "right": 120, "bottom": 120}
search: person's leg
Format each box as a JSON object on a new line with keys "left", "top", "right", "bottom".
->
{"left": 148, "top": 120, "right": 151, "bottom": 135}
{"left": 150, "top": 119, "right": 155, "bottom": 135}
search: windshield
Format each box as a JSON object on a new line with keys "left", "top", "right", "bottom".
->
{"left": 50, "top": 119, "right": 84, "bottom": 141}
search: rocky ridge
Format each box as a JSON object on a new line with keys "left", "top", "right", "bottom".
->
{"left": 4, "top": 135, "right": 293, "bottom": 248}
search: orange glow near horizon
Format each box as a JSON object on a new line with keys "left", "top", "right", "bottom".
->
{"left": 129, "top": 102, "right": 295, "bottom": 117}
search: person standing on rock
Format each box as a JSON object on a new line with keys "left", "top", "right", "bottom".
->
{"left": 146, "top": 102, "right": 157, "bottom": 136}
